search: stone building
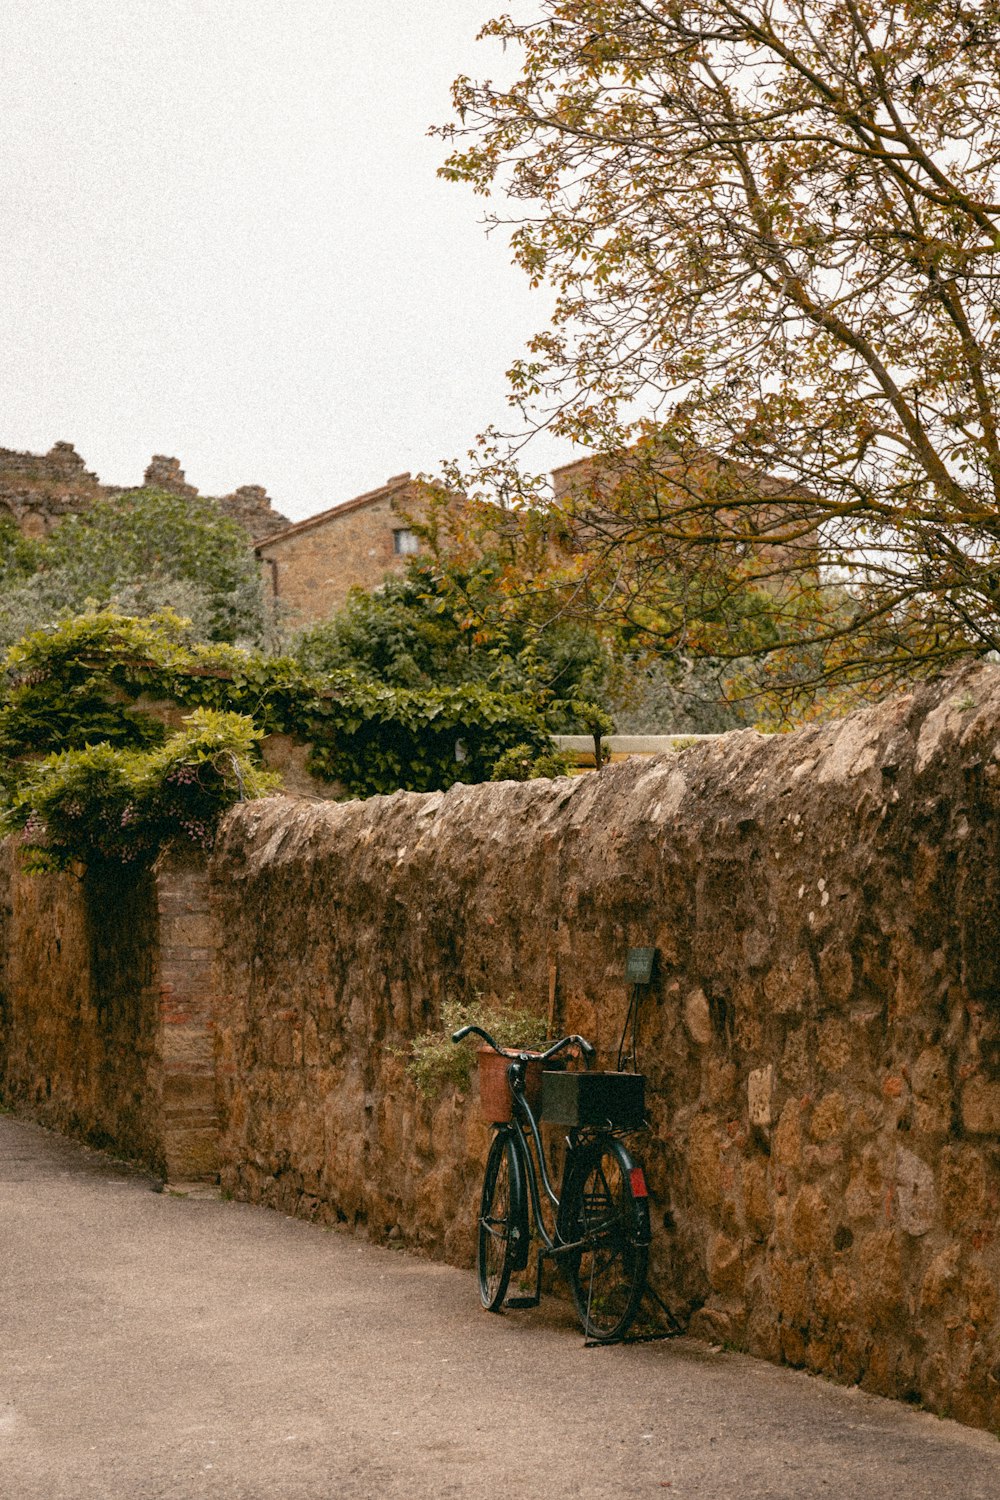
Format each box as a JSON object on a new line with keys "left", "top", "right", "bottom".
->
{"left": 254, "top": 472, "right": 427, "bottom": 627}
{"left": 0, "top": 441, "right": 104, "bottom": 537}
{"left": 551, "top": 445, "right": 819, "bottom": 584}
{"left": 0, "top": 441, "right": 290, "bottom": 544}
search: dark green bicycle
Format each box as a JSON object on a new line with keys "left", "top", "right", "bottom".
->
{"left": 453, "top": 1024, "right": 651, "bottom": 1343}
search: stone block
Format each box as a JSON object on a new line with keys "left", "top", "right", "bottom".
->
{"left": 707, "top": 1233, "right": 745, "bottom": 1295}
{"left": 683, "top": 986, "right": 713, "bottom": 1045}
{"left": 773, "top": 1254, "right": 812, "bottom": 1329}
{"left": 845, "top": 1148, "right": 883, "bottom": 1222}
{"left": 165, "top": 1124, "right": 220, "bottom": 1183}
{"left": 912, "top": 1046, "right": 949, "bottom": 1100}
{"left": 762, "top": 952, "right": 815, "bottom": 1014}
{"left": 741, "top": 1156, "right": 773, "bottom": 1238}
{"left": 919, "top": 1244, "right": 962, "bottom": 1313}
{"left": 894, "top": 1147, "right": 935, "bottom": 1236}
{"left": 817, "top": 940, "right": 854, "bottom": 1005}
{"left": 816, "top": 1017, "right": 851, "bottom": 1074}
{"left": 772, "top": 1099, "right": 802, "bottom": 1168}
{"left": 859, "top": 1230, "right": 905, "bottom": 1325}
{"left": 961, "top": 1076, "right": 1000, "bottom": 1134}
{"left": 789, "top": 1184, "right": 830, "bottom": 1257}
{"left": 686, "top": 1114, "right": 722, "bottom": 1210}
{"left": 940, "top": 1144, "right": 987, "bottom": 1228}
{"left": 780, "top": 1028, "right": 810, "bottom": 1092}
{"left": 159, "top": 912, "right": 214, "bottom": 949}
{"left": 747, "top": 1064, "right": 775, "bottom": 1127}
{"left": 809, "top": 1091, "right": 847, "bottom": 1142}
{"left": 162, "top": 1072, "right": 216, "bottom": 1116}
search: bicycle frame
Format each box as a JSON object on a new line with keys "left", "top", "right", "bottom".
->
{"left": 507, "top": 1060, "right": 566, "bottom": 1250}
{"left": 453, "top": 1021, "right": 651, "bottom": 1337}
{"left": 500, "top": 1057, "right": 632, "bottom": 1305}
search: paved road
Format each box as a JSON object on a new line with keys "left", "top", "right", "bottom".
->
{"left": 1, "top": 1113, "right": 998, "bottom": 1500}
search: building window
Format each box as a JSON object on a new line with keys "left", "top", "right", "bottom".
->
{"left": 393, "top": 527, "right": 419, "bottom": 556}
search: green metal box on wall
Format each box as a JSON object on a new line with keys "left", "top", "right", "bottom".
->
{"left": 541, "top": 1070, "right": 645, "bottom": 1129}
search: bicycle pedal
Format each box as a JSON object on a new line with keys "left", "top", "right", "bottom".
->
{"left": 504, "top": 1295, "right": 540, "bottom": 1309}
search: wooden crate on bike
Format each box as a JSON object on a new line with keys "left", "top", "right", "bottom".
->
{"left": 541, "top": 1069, "right": 645, "bottom": 1130}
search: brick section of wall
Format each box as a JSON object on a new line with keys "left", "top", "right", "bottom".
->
{"left": 0, "top": 848, "right": 218, "bottom": 1182}
{"left": 257, "top": 477, "right": 422, "bottom": 626}
{"left": 155, "top": 854, "right": 220, "bottom": 1182}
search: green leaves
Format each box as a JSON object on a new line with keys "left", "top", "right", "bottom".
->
{"left": 3, "top": 710, "right": 279, "bottom": 873}
{"left": 406, "top": 996, "right": 549, "bottom": 1097}
{"left": 435, "top": 0, "right": 1000, "bottom": 692}
{"left": 0, "top": 488, "right": 273, "bottom": 651}
{"left": 303, "top": 678, "right": 556, "bottom": 798}
{"left": 0, "top": 606, "right": 602, "bottom": 868}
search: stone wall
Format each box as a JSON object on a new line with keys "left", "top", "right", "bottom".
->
{"left": 0, "top": 848, "right": 217, "bottom": 1181}
{"left": 209, "top": 662, "right": 1000, "bottom": 1428}
{"left": 0, "top": 846, "right": 161, "bottom": 1160}
{"left": 4, "top": 664, "right": 1000, "bottom": 1426}
{"left": 0, "top": 442, "right": 103, "bottom": 536}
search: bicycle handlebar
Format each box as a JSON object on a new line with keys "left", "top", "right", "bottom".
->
{"left": 450, "top": 1023, "right": 497, "bottom": 1048}
{"left": 450, "top": 1024, "right": 595, "bottom": 1069}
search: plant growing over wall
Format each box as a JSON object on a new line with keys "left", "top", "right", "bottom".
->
{"left": 406, "top": 996, "right": 549, "bottom": 1098}
{"left": 489, "top": 742, "right": 573, "bottom": 782}
{"left": 2, "top": 709, "right": 279, "bottom": 872}
{"left": 0, "top": 611, "right": 194, "bottom": 771}
{"left": 0, "top": 608, "right": 611, "bottom": 857}
{"left": 303, "top": 679, "right": 568, "bottom": 796}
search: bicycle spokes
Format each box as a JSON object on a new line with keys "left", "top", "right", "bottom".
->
{"left": 564, "top": 1143, "right": 648, "bottom": 1342}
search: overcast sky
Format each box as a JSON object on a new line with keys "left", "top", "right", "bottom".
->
{"left": 0, "top": 1, "right": 570, "bottom": 521}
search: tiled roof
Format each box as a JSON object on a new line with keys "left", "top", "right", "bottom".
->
{"left": 256, "top": 473, "right": 413, "bottom": 552}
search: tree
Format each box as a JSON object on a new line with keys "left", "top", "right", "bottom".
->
{"left": 290, "top": 555, "right": 616, "bottom": 725}
{"left": 439, "top": 0, "right": 1000, "bottom": 696}
{"left": 0, "top": 489, "right": 272, "bottom": 649}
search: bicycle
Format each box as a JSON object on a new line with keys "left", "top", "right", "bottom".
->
{"left": 452, "top": 1024, "right": 652, "bottom": 1343}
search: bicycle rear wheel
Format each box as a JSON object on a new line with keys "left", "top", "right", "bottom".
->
{"left": 560, "top": 1137, "right": 650, "bottom": 1342}
{"left": 477, "top": 1130, "right": 524, "bottom": 1311}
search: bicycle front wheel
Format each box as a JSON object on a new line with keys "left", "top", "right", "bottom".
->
{"left": 561, "top": 1137, "right": 650, "bottom": 1342}
{"left": 477, "top": 1130, "right": 524, "bottom": 1311}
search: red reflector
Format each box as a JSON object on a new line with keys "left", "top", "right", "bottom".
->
{"left": 630, "top": 1166, "right": 649, "bottom": 1198}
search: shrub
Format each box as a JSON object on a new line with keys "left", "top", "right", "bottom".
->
{"left": 489, "top": 743, "right": 574, "bottom": 782}
{"left": 2, "top": 709, "right": 279, "bottom": 872}
{"left": 4, "top": 488, "right": 273, "bottom": 648}
{"left": 406, "top": 996, "right": 549, "bottom": 1098}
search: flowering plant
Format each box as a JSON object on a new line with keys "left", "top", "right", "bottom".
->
{"left": 2, "top": 709, "right": 279, "bottom": 872}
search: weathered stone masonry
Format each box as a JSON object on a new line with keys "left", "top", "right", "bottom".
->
{"left": 0, "top": 441, "right": 289, "bottom": 542}
{"left": 3, "top": 663, "right": 1000, "bottom": 1428}
{"left": 210, "top": 661, "right": 1000, "bottom": 1430}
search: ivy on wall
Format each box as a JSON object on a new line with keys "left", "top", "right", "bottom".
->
{"left": 0, "top": 609, "right": 606, "bottom": 868}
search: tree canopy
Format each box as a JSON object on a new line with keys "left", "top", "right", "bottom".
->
{"left": 290, "top": 555, "right": 617, "bottom": 728}
{"left": 439, "top": 0, "right": 1000, "bottom": 697}
{"left": 0, "top": 489, "right": 272, "bottom": 649}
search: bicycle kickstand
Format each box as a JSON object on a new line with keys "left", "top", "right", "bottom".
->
{"left": 504, "top": 1246, "right": 547, "bottom": 1309}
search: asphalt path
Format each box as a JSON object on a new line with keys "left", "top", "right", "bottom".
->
{"left": 1, "top": 1112, "right": 998, "bottom": 1500}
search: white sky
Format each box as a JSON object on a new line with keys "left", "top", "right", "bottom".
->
{"left": 0, "top": 1, "right": 571, "bottom": 522}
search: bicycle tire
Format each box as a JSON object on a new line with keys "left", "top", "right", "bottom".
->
{"left": 477, "top": 1130, "right": 524, "bottom": 1311}
{"left": 560, "top": 1136, "right": 650, "bottom": 1342}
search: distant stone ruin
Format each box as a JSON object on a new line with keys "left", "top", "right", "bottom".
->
{"left": 0, "top": 441, "right": 290, "bottom": 544}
